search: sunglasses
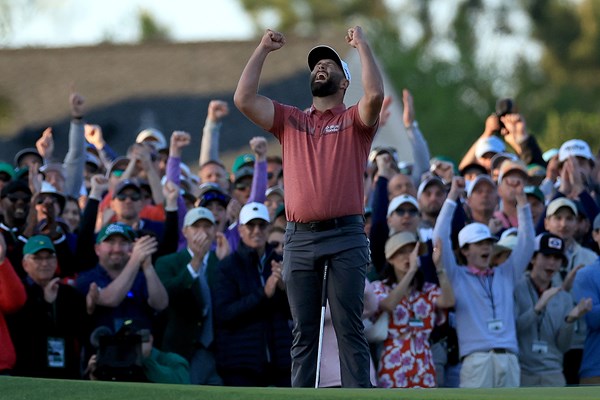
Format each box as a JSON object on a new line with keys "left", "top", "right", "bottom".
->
{"left": 6, "top": 194, "right": 31, "bottom": 203}
{"left": 245, "top": 221, "right": 268, "bottom": 230}
{"left": 394, "top": 208, "right": 419, "bottom": 217}
{"left": 116, "top": 192, "right": 142, "bottom": 201}
{"left": 234, "top": 183, "right": 251, "bottom": 191}
{"left": 201, "top": 192, "right": 229, "bottom": 205}
{"left": 268, "top": 240, "right": 282, "bottom": 248}
{"left": 36, "top": 194, "right": 57, "bottom": 204}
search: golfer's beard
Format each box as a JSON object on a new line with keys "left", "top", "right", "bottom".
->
{"left": 311, "top": 78, "right": 338, "bottom": 97}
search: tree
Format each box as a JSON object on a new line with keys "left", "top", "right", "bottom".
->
{"left": 238, "top": 0, "right": 600, "bottom": 160}
{"left": 138, "top": 9, "right": 170, "bottom": 43}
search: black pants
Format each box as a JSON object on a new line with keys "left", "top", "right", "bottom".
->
{"left": 283, "top": 220, "right": 371, "bottom": 388}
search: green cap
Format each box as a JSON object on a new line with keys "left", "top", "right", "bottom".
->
{"left": 232, "top": 154, "right": 255, "bottom": 173}
{"left": 0, "top": 162, "right": 15, "bottom": 179}
{"left": 23, "top": 235, "right": 56, "bottom": 255}
{"left": 96, "top": 223, "right": 135, "bottom": 244}
{"left": 524, "top": 185, "right": 544, "bottom": 203}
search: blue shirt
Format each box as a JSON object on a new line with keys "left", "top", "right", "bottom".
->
{"left": 573, "top": 258, "right": 600, "bottom": 378}
{"left": 75, "top": 265, "right": 153, "bottom": 333}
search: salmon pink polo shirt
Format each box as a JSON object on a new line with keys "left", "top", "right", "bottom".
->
{"left": 269, "top": 101, "right": 378, "bottom": 223}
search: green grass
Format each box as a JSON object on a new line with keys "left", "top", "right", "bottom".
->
{"left": 2, "top": 377, "right": 598, "bottom": 400}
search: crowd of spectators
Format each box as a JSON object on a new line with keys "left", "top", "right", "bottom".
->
{"left": 0, "top": 87, "right": 599, "bottom": 389}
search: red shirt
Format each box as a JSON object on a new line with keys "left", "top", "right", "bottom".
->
{"left": 269, "top": 101, "right": 378, "bottom": 222}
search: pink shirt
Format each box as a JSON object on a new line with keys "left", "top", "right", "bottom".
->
{"left": 269, "top": 101, "right": 378, "bottom": 222}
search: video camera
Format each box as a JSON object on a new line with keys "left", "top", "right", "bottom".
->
{"left": 90, "top": 320, "right": 150, "bottom": 382}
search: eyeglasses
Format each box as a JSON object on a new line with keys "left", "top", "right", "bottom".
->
{"left": 30, "top": 254, "right": 56, "bottom": 262}
{"left": 234, "top": 183, "right": 251, "bottom": 191}
{"left": 116, "top": 192, "right": 142, "bottom": 201}
{"left": 394, "top": 208, "right": 419, "bottom": 217}
{"left": 6, "top": 194, "right": 31, "bottom": 203}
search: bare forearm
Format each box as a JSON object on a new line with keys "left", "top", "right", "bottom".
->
{"left": 357, "top": 42, "right": 383, "bottom": 103}
{"left": 436, "top": 272, "right": 455, "bottom": 308}
{"left": 97, "top": 264, "right": 139, "bottom": 307}
{"left": 144, "top": 265, "right": 169, "bottom": 311}
{"left": 234, "top": 46, "right": 269, "bottom": 111}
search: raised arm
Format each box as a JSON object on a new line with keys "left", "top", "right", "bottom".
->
{"left": 63, "top": 92, "right": 86, "bottom": 198}
{"left": 402, "top": 89, "right": 430, "bottom": 184}
{"left": 432, "top": 177, "right": 465, "bottom": 280}
{"left": 199, "top": 100, "right": 228, "bottom": 166}
{"left": 234, "top": 29, "right": 284, "bottom": 130}
{"left": 346, "top": 26, "right": 384, "bottom": 127}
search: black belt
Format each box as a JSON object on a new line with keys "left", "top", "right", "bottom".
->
{"left": 287, "top": 215, "right": 364, "bottom": 232}
{"left": 461, "top": 348, "right": 510, "bottom": 362}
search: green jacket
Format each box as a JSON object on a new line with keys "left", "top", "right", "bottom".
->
{"left": 155, "top": 248, "right": 219, "bottom": 359}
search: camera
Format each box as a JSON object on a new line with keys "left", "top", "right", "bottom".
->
{"left": 90, "top": 320, "right": 150, "bottom": 382}
{"left": 494, "top": 98, "right": 514, "bottom": 133}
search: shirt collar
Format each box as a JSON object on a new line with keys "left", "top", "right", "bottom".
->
{"left": 467, "top": 265, "right": 494, "bottom": 276}
{"left": 308, "top": 103, "right": 347, "bottom": 116}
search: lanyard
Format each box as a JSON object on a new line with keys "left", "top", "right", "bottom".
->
{"left": 478, "top": 275, "right": 497, "bottom": 319}
{"left": 526, "top": 277, "right": 545, "bottom": 341}
{"left": 257, "top": 254, "right": 267, "bottom": 287}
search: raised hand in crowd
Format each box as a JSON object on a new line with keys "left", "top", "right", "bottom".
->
{"left": 188, "top": 230, "right": 212, "bottom": 266}
{"left": 375, "top": 152, "right": 396, "bottom": 180}
{"left": 250, "top": 136, "right": 268, "bottom": 162}
{"left": 70, "top": 92, "right": 85, "bottom": 119}
{"left": 84, "top": 124, "right": 106, "bottom": 150}
{"left": 215, "top": 232, "right": 230, "bottom": 260}
{"left": 226, "top": 198, "right": 242, "bottom": 226}
{"left": 264, "top": 260, "right": 283, "bottom": 298}
{"left": 36, "top": 127, "right": 54, "bottom": 161}
{"left": 483, "top": 113, "right": 501, "bottom": 138}
{"left": 559, "top": 156, "right": 586, "bottom": 199}
{"left": 162, "top": 180, "right": 179, "bottom": 211}
{"left": 430, "top": 158, "right": 454, "bottom": 183}
{"left": 500, "top": 113, "right": 528, "bottom": 153}
{"left": 169, "top": 130, "right": 191, "bottom": 158}
{"left": 379, "top": 96, "right": 393, "bottom": 127}
{"left": 89, "top": 174, "right": 109, "bottom": 200}
{"left": 207, "top": 100, "right": 229, "bottom": 123}
{"left": 86, "top": 282, "right": 100, "bottom": 315}
{"left": 534, "top": 286, "right": 562, "bottom": 314}
{"left": 402, "top": 89, "right": 415, "bottom": 127}
{"left": 28, "top": 162, "right": 43, "bottom": 195}
{"left": 448, "top": 176, "right": 466, "bottom": 201}
{"left": 565, "top": 297, "right": 593, "bottom": 323}
{"left": 562, "top": 264, "right": 585, "bottom": 292}
{"left": 271, "top": 259, "right": 285, "bottom": 291}
{"left": 43, "top": 277, "right": 60, "bottom": 304}
{"left": 129, "top": 235, "right": 158, "bottom": 269}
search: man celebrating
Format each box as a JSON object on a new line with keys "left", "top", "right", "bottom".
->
{"left": 234, "top": 26, "right": 384, "bottom": 387}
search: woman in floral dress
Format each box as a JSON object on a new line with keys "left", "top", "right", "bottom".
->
{"left": 373, "top": 231, "right": 455, "bottom": 388}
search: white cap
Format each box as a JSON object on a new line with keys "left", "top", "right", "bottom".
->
{"left": 417, "top": 176, "right": 445, "bottom": 199}
{"left": 546, "top": 197, "right": 577, "bottom": 217}
{"left": 183, "top": 207, "right": 215, "bottom": 226}
{"left": 136, "top": 128, "right": 167, "bottom": 151}
{"left": 466, "top": 174, "right": 495, "bottom": 198}
{"left": 458, "top": 222, "right": 496, "bottom": 248}
{"left": 558, "top": 139, "right": 594, "bottom": 164}
{"left": 475, "top": 136, "right": 505, "bottom": 159}
{"left": 387, "top": 194, "right": 419, "bottom": 217}
{"left": 239, "top": 202, "right": 270, "bottom": 225}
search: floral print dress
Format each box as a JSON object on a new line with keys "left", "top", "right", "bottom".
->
{"left": 372, "top": 280, "right": 442, "bottom": 388}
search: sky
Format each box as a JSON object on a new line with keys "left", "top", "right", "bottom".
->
{"left": 4, "top": 0, "right": 256, "bottom": 48}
